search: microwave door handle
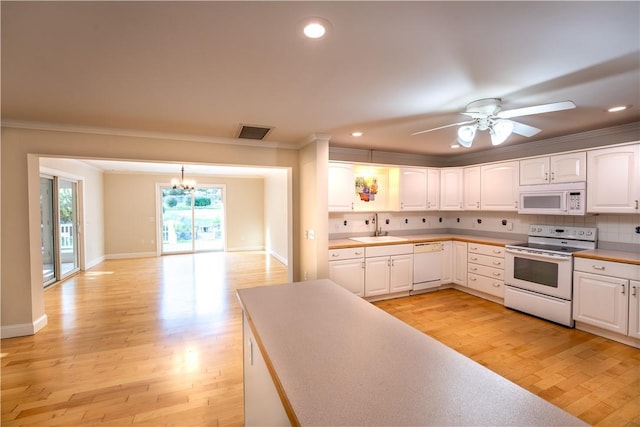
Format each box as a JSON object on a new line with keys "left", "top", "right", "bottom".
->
{"left": 505, "top": 248, "right": 572, "bottom": 262}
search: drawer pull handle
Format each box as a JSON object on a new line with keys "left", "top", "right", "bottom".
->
{"left": 332, "top": 253, "right": 340, "bottom": 257}
{"left": 492, "top": 283, "right": 501, "bottom": 288}
{"left": 355, "top": 251, "right": 363, "bottom": 255}
{"left": 470, "top": 257, "right": 478, "bottom": 261}
{"left": 493, "top": 272, "right": 502, "bottom": 277}
{"left": 621, "top": 284, "right": 626, "bottom": 295}
{"left": 470, "top": 246, "right": 478, "bottom": 250}
{"left": 493, "top": 250, "right": 502, "bottom": 254}
{"left": 470, "top": 277, "right": 477, "bottom": 281}
{"left": 470, "top": 267, "right": 478, "bottom": 271}
{"left": 592, "top": 265, "right": 605, "bottom": 271}
{"left": 632, "top": 286, "right": 637, "bottom": 297}
{"left": 492, "top": 261, "right": 502, "bottom": 266}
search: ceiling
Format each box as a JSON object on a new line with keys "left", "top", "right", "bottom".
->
{"left": 2, "top": 1, "right": 639, "bottom": 158}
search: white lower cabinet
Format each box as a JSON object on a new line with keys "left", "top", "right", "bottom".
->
{"left": 440, "top": 241, "right": 452, "bottom": 284}
{"left": 573, "top": 271, "right": 628, "bottom": 334}
{"left": 467, "top": 243, "right": 505, "bottom": 298}
{"left": 243, "top": 314, "right": 290, "bottom": 426}
{"left": 452, "top": 241, "right": 467, "bottom": 286}
{"left": 364, "top": 244, "right": 413, "bottom": 297}
{"left": 629, "top": 280, "right": 640, "bottom": 340}
{"left": 573, "top": 258, "right": 640, "bottom": 346}
{"left": 328, "top": 247, "right": 365, "bottom": 296}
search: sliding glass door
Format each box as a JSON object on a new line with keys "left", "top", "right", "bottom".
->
{"left": 41, "top": 175, "right": 80, "bottom": 287}
{"left": 161, "top": 185, "right": 224, "bottom": 254}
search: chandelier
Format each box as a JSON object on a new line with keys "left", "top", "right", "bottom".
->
{"left": 457, "top": 118, "right": 514, "bottom": 148}
{"left": 171, "top": 165, "right": 196, "bottom": 193}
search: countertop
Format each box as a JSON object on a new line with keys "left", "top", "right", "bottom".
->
{"left": 330, "top": 233, "right": 640, "bottom": 264}
{"left": 574, "top": 248, "right": 640, "bottom": 266}
{"left": 329, "top": 233, "right": 522, "bottom": 249}
{"left": 237, "top": 279, "right": 585, "bottom": 426}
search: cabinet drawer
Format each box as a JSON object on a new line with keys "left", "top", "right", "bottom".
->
{"left": 468, "top": 243, "right": 505, "bottom": 257}
{"left": 574, "top": 258, "right": 640, "bottom": 280}
{"left": 329, "top": 247, "right": 365, "bottom": 261}
{"left": 468, "top": 273, "right": 504, "bottom": 298}
{"left": 468, "top": 263, "right": 504, "bottom": 280}
{"left": 468, "top": 253, "right": 504, "bottom": 269}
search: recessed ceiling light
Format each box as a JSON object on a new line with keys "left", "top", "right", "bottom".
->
{"left": 351, "top": 131, "right": 363, "bottom": 137}
{"left": 301, "top": 17, "right": 332, "bottom": 39}
{"left": 304, "top": 22, "right": 326, "bottom": 38}
{"left": 607, "top": 105, "right": 629, "bottom": 112}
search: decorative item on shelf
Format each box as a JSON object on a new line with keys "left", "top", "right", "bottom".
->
{"left": 355, "top": 176, "right": 378, "bottom": 202}
{"left": 171, "top": 165, "right": 196, "bottom": 193}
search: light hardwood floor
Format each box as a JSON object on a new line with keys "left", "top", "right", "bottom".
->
{"left": 2, "top": 253, "right": 639, "bottom": 426}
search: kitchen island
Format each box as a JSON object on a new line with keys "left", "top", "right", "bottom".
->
{"left": 237, "top": 279, "right": 585, "bottom": 426}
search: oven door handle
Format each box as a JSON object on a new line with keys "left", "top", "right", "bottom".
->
{"left": 505, "top": 248, "right": 572, "bottom": 262}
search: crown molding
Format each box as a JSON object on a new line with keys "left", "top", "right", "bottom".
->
{"left": 0, "top": 119, "right": 301, "bottom": 151}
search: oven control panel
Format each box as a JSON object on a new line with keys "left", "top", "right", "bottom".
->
{"left": 528, "top": 225, "right": 597, "bottom": 242}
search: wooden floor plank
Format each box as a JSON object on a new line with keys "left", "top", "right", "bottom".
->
{"left": 2, "top": 254, "right": 639, "bottom": 426}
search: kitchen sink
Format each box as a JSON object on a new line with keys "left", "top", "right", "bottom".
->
{"left": 349, "top": 236, "right": 408, "bottom": 244}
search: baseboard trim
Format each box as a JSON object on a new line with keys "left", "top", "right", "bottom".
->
{"left": 105, "top": 252, "right": 157, "bottom": 260}
{"left": 269, "top": 250, "right": 289, "bottom": 266}
{"left": 1, "top": 314, "right": 48, "bottom": 338}
{"left": 226, "top": 246, "right": 265, "bottom": 252}
{"left": 86, "top": 255, "right": 106, "bottom": 269}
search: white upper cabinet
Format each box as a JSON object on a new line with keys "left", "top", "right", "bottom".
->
{"left": 328, "top": 162, "right": 354, "bottom": 211}
{"left": 587, "top": 144, "right": 640, "bottom": 213}
{"left": 463, "top": 166, "right": 481, "bottom": 210}
{"left": 426, "top": 168, "right": 440, "bottom": 210}
{"left": 520, "top": 152, "right": 586, "bottom": 185}
{"left": 398, "top": 168, "right": 427, "bottom": 210}
{"left": 480, "top": 161, "right": 520, "bottom": 211}
{"left": 440, "top": 168, "right": 464, "bottom": 210}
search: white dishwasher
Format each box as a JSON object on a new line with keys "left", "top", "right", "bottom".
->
{"left": 412, "top": 242, "right": 443, "bottom": 293}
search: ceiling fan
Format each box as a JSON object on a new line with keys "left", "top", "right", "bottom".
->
{"left": 411, "top": 98, "right": 576, "bottom": 147}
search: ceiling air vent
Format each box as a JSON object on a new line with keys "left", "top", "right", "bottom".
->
{"left": 237, "top": 124, "right": 272, "bottom": 140}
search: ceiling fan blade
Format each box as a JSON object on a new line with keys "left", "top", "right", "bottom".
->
{"left": 411, "top": 120, "right": 476, "bottom": 136}
{"left": 497, "top": 101, "right": 576, "bottom": 119}
{"left": 510, "top": 120, "right": 542, "bottom": 137}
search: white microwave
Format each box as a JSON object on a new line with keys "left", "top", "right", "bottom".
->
{"left": 518, "top": 182, "right": 586, "bottom": 215}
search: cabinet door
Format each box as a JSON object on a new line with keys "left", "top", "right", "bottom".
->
{"left": 440, "top": 168, "right": 464, "bottom": 210}
{"left": 329, "top": 259, "right": 365, "bottom": 297}
{"left": 480, "top": 161, "right": 519, "bottom": 211}
{"left": 389, "top": 254, "right": 413, "bottom": 292}
{"left": 328, "top": 163, "right": 354, "bottom": 211}
{"left": 550, "top": 152, "right": 586, "bottom": 183}
{"left": 573, "top": 271, "right": 628, "bottom": 334}
{"left": 629, "top": 280, "right": 640, "bottom": 340}
{"left": 426, "top": 168, "right": 440, "bottom": 210}
{"left": 587, "top": 144, "right": 640, "bottom": 213}
{"left": 440, "top": 241, "right": 452, "bottom": 284}
{"left": 463, "top": 166, "right": 481, "bottom": 210}
{"left": 364, "top": 256, "right": 390, "bottom": 297}
{"left": 399, "top": 168, "right": 427, "bottom": 210}
{"left": 520, "top": 157, "right": 550, "bottom": 185}
{"left": 452, "top": 241, "right": 467, "bottom": 286}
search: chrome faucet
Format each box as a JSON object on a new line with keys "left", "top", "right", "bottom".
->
{"left": 374, "top": 213, "right": 383, "bottom": 236}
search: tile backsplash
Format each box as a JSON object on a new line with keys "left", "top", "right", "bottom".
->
{"left": 329, "top": 211, "right": 640, "bottom": 250}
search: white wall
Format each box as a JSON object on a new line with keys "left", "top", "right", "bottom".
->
{"left": 264, "top": 170, "right": 289, "bottom": 265}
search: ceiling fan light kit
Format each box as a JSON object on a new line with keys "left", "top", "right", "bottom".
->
{"left": 413, "top": 98, "right": 576, "bottom": 149}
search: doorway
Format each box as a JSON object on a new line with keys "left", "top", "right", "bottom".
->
{"left": 160, "top": 185, "right": 225, "bottom": 254}
{"left": 40, "top": 175, "right": 81, "bottom": 286}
